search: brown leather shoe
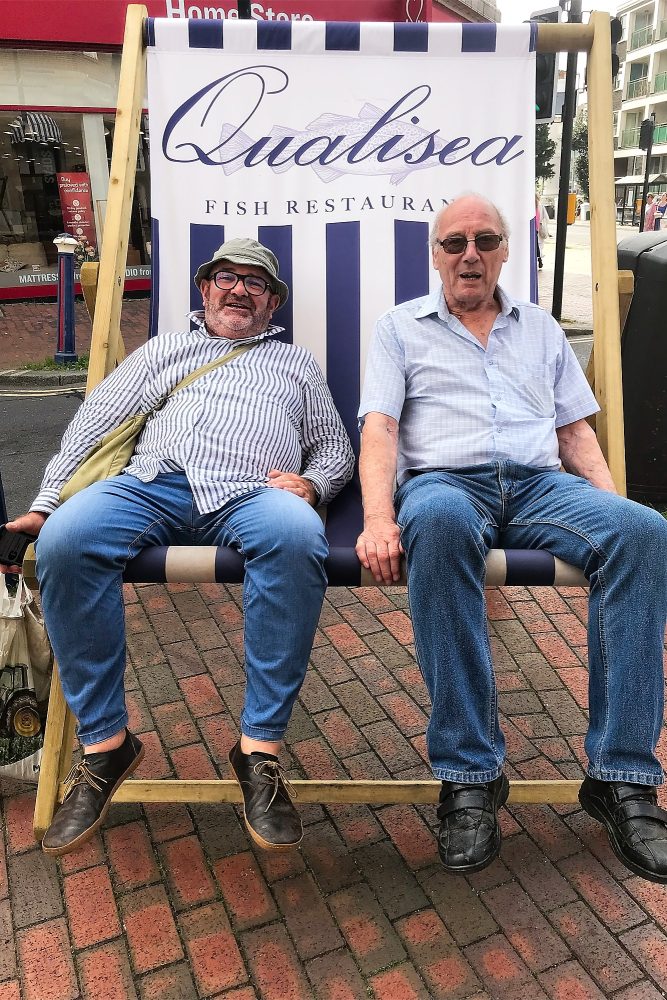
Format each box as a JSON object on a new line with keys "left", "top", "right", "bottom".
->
{"left": 42, "top": 731, "right": 144, "bottom": 856}
{"left": 229, "top": 741, "right": 302, "bottom": 850}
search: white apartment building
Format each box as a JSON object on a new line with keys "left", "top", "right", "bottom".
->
{"left": 614, "top": 0, "right": 667, "bottom": 224}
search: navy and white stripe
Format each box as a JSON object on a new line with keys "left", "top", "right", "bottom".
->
{"left": 32, "top": 315, "right": 354, "bottom": 516}
{"left": 122, "top": 542, "right": 588, "bottom": 589}
{"left": 146, "top": 18, "right": 532, "bottom": 56}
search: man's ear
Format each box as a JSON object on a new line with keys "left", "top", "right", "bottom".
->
{"left": 268, "top": 292, "right": 281, "bottom": 313}
{"left": 200, "top": 279, "right": 211, "bottom": 306}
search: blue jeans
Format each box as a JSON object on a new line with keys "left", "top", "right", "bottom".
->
{"left": 395, "top": 462, "right": 667, "bottom": 786}
{"left": 36, "top": 473, "right": 328, "bottom": 746}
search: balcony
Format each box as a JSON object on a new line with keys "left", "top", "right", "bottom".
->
{"left": 626, "top": 77, "right": 650, "bottom": 99}
{"left": 621, "top": 126, "right": 641, "bottom": 146}
{"left": 659, "top": 19, "right": 667, "bottom": 41}
{"left": 629, "top": 25, "right": 653, "bottom": 49}
{"left": 655, "top": 71, "right": 667, "bottom": 93}
{"left": 654, "top": 123, "right": 667, "bottom": 142}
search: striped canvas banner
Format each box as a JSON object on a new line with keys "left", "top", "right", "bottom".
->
{"left": 147, "top": 18, "right": 537, "bottom": 446}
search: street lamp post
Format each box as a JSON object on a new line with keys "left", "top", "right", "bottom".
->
{"left": 53, "top": 234, "right": 79, "bottom": 366}
{"left": 552, "top": 0, "right": 582, "bottom": 322}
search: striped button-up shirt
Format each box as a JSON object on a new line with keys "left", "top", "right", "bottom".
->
{"left": 33, "top": 314, "right": 355, "bottom": 514}
{"left": 359, "top": 285, "right": 599, "bottom": 486}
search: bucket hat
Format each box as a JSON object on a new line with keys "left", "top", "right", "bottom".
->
{"left": 194, "top": 237, "right": 289, "bottom": 306}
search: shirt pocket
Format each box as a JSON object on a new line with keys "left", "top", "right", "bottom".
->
{"left": 501, "top": 361, "right": 555, "bottom": 418}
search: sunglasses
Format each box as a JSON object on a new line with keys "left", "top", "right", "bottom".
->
{"left": 211, "top": 270, "right": 271, "bottom": 296}
{"left": 435, "top": 234, "right": 504, "bottom": 254}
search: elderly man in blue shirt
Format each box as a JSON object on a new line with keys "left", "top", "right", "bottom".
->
{"left": 357, "top": 192, "right": 667, "bottom": 884}
{"left": 4, "top": 237, "right": 354, "bottom": 858}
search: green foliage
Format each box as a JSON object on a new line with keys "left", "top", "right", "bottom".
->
{"left": 24, "top": 354, "right": 89, "bottom": 372}
{"left": 535, "top": 123, "right": 556, "bottom": 182}
{"left": 572, "top": 109, "right": 589, "bottom": 200}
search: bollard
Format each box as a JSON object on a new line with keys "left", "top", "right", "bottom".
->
{"left": 53, "top": 234, "right": 79, "bottom": 365}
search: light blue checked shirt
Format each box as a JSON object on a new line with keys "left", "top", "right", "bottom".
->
{"left": 33, "top": 313, "right": 354, "bottom": 515}
{"left": 359, "top": 285, "right": 599, "bottom": 486}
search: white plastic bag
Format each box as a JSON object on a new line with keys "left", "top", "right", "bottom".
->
{"left": 0, "top": 576, "right": 52, "bottom": 782}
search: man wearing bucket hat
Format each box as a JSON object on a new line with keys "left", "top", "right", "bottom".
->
{"left": 4, "top": 237, "right": 354, "bottom": 856}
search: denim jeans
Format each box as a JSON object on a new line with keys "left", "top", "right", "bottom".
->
{"left": 395, "top": 462, "right": 667, "bottom": 786}
{"left": 36, "top": 473, "right": 328, "bottom": 746}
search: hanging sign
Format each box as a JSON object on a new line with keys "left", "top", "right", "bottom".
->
{"left": 56, "top": 173, "right": 98, "bottom": 252}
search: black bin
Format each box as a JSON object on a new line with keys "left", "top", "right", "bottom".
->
{"left": 617, "top": 232, "right": 667, "bottom": 501}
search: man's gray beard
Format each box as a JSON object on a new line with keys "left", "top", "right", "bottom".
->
{"left": 205, "top": 301, "right": 273, "bottom": 338}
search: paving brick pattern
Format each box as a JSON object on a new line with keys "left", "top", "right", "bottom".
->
{"left": 0, "top": 299, "right": 149, "bottom": 368}
{"left": 1, "top": 580, "right": 666, "bottom": 1000}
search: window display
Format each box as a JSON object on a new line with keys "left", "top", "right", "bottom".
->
{"left": 0, "top": 106, "right": 151, "bottom": 296}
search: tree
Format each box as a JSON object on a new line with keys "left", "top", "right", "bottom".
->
{"left": 535, "top": 123, "right": 556, "bottom": 183}
{"left": 572, "top": 109, "right": 589, "bottom": 200}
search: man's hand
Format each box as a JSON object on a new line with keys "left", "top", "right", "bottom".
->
{"left": 1, "top": 512, "right": 47, "bottom": 574}
{"left": 266, "top": 469, "right": 317, "bottom": 506}
{"left": 356, "top": 517, "right": 404, "bottom": 585}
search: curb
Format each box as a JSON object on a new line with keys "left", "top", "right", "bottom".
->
{"left": 0, "top": 369, "right": 87, "bottom": 388}
{"left": 0, "top": 326, "right": 593, "bottom": 388}
{"left": 563, "top": 325, "right": 594, "bottom": 338}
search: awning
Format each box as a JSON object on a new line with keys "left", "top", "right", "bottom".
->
{"left": 9, "top": 111, "right": 62, "bottom": 145}
{"left": 614, "top": 173, "right": 667, "bottom": 185}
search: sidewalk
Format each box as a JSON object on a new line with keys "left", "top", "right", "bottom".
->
{"left": 2, "top": 580, "right": 666, "bottom": 1000}
{"left": 0, "top": 298, "right": 149, "bottom": 378}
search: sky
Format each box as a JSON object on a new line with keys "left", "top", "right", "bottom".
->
{"left": 495, "top": 0, "right": 616, "bottom": 24}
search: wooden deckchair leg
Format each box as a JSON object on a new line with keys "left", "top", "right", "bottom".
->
{"left": 33, "top": 665, "right": 75, "bottom": 840}
{"left": 33, "top": 3, "right": 146, "bottom": 842}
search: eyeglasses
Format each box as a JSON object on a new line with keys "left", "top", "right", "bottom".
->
{"left": 211, "top": 270, "right": 271, "bottom": 296}
{"left": 435, "top": 234, "right": 504, "bottom": 255}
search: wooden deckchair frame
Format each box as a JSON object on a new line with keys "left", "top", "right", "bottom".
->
{"left": 32, "top": 8, "right": 625, "bottom": 839}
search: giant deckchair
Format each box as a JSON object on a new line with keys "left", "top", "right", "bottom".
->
{"left": 31, "top": 7, "right": 626, "bottom": 841}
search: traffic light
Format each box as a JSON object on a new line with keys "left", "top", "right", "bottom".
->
{"left": 639, "top": 118, "right": 655, "bottom": 151}
{"left": 610, "top": 17, "right": 622, "bottom": 79}
{"left": 531, "top": 8, "right": 560, "bottom": 123}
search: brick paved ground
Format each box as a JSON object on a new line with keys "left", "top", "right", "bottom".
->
{"left": 0, "top": 298, "right": 150, "bottom": 369}
{"left": 1, "top": 578, "right": 666, "bottom": 1000}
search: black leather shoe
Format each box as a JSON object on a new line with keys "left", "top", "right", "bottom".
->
{"left": 579, "top": 776, "right": 667, "bottom": 884}
{"left": 42, "top": 731, "right": 144, "bottom": 856}
{"left": 437, "top": 773, "right": 509, "bottom": 874}
{"left": 229, "top": 741, "right": 302, "bottom": 850}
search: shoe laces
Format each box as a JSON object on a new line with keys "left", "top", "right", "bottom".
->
{"left": 62, "top": 759, "right": 108, "bottom": 799}
{"left": 252, "top": 759, "right": 297, "bottom": 811}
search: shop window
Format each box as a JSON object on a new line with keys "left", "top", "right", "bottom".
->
{"left": 1, "top": 111, "right": 88, "bottom": 284}
{"left": 0, "top": 108, "right": 151, "bottom": 294}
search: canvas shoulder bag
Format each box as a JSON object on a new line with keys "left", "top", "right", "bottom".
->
{"left": 59, "top": 342, "right": 256, "bottom": 503}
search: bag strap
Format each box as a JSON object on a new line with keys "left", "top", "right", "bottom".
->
{"left": 155, "top": 341, "right": 258, "bottom": 410}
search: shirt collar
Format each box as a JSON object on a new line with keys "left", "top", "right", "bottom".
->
{"left": 414, "top": 285, "right": 521, "bottom": 323}
{"left": 187, "top": 310, "right": 284, "bottom": 344}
